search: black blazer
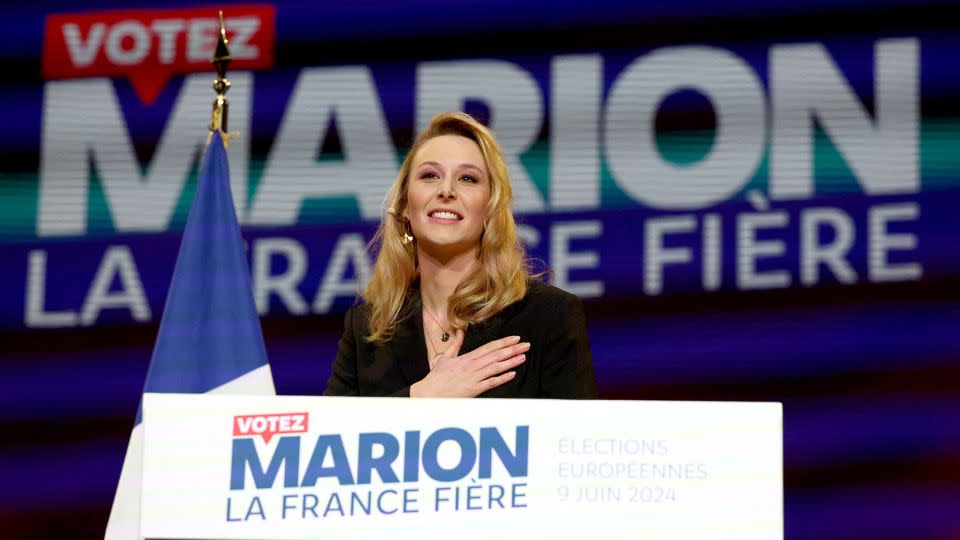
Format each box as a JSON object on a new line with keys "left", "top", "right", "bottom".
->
{"left": 323, "top": 279, "right": 597, "bottom": 398}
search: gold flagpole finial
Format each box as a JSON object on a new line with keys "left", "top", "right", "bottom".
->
{"left": 210, "top": 10, "right": 232, "bottom": 137}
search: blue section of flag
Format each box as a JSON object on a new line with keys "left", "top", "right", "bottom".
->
{"left": 135, "top": 131, "right": 268, "bottom": 424}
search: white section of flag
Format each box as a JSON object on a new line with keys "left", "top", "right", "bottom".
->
{"left": 104, "top": 364, "right": 276, "bottom": 540}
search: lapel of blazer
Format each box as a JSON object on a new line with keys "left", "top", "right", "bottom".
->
{"left": 460, "top": 306, "right": 511, "bottom": 356}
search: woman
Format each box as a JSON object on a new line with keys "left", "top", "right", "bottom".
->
{"left": 324, "top": 112, "right": 597, "bottom": 398}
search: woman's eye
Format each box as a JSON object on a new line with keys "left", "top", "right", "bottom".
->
{"left": 420, "top": 171, "right": 439, "bottom": 180}
{"left": 460, "top": 175, "right": 479, "bottom": 184}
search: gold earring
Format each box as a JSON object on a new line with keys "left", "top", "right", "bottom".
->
{"left": 401, "top": 220, "right": 415, "bottom": 245}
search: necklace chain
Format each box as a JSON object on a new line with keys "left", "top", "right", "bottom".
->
{"left": 423, "top": 306, "right": 451, "bottom": 342}
{"left": 423, "top": 306, "right": 451, "bottom": 370}
{"left": 423, "top": 323, "right": 443, "bottom": 370}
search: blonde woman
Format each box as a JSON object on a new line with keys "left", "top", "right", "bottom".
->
{"left": 324, "top": 112, "right": 597, "bottom": 398}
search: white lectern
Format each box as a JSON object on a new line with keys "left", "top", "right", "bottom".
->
{"left": 142, "top": 393, "right": 782, "bottom": 539}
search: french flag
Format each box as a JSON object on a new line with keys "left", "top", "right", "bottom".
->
{"left": 105, "top": 130, "right": 275, "bottom": 539}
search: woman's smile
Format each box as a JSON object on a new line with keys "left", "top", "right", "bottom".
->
{"left": 427, "top": 208, "right": 464, "bottom": 223}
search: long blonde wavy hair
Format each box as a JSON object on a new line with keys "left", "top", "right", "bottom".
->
{"left": 363, "top": 112, "right": 531, "bottom": 343}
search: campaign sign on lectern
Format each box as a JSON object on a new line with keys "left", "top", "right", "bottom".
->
{"left": 141, "top": 394, "right": 782, "bottom": 540}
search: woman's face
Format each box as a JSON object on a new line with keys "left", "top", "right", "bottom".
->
{"left": 404, "top": 134, "right": 491, "bottom": 259}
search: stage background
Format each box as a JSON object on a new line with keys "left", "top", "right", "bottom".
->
{"left": 1, "top": 1, "right": 958, "bottom": 538}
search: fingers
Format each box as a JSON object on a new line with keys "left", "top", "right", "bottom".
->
{"left": 481, "top": 370, "right": 517, "bottom": 392}
{"left": 459, "top": 335, "right": 522, "bottom": 363}
{"left": 479, "top": 353, "right": 526, "bottom": 380}
{"left": 469, "top": 341, "right": 530, "bottom": 371}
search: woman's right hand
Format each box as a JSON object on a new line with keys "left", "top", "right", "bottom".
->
{"left": 410, "top": 332, "right": 529, "bottom": 398}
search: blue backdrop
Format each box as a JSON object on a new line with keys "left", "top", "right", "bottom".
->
{"left": 0, "top": 1, "right": 958, "bottom": 539}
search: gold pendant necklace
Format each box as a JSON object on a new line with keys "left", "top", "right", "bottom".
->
{"left": 423, "top": 306, "right": 451, "bottom": 342}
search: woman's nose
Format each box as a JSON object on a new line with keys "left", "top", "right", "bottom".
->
{"left": 436, "top": 176, "right": 456, "bottom": 199}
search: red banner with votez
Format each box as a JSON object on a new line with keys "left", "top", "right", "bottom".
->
{"left": 233, "top": 412, "right": 309, "bottom": 444}
{"left": 43, "top": 5, "right": 276, "bottom": 104}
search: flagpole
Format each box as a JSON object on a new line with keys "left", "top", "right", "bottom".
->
{"left": 211, "top": 10, "right": 231, "bottom": 139}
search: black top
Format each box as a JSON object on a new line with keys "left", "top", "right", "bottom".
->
{"left": 323, "top": 279, "right": 598, "bottom": 398}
